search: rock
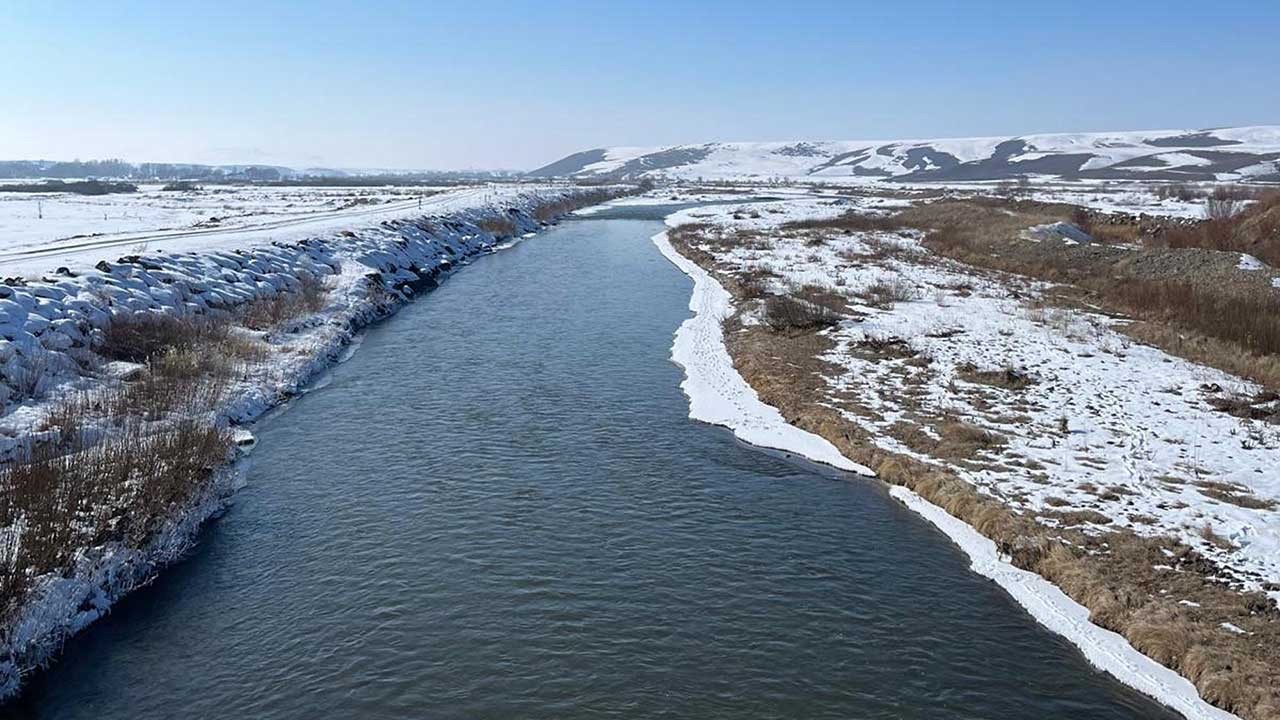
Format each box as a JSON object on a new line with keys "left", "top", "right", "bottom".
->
{"left": 30, "top": 285, "right": 67, "bottom": 301}
{"left": 23, "top": 314, "right": 50, "bottom": 335}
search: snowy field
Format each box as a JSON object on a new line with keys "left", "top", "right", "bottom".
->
{"left": 0, "top": 184, "right": 447, "bottom": 246}
{"left": 921, "top": 179, "right": 1217, "bottom": 219}
{"left": 0, "top": 184, "right": 548, "bottom": 277}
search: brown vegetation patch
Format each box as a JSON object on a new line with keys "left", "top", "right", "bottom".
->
{"left": 1194, "top": 480, "right": 1278, "bottom": 511}
{"left": 894, "top": 196, "right": 1280, "bottom": 392}
{"left": 856, "top": 278, "right": 919, "bottom": 309}
{"left": 781, "top": 211, "right": 904, "bottom": 233}
{"left": 1043, "top": 508, "right": 1114, "bottom": 527}
{"left": 956, "top": 362, "right": 1036, "bottom": 390}
{"left": 0, "top": 417, "right": 232, "bottom": 624}
{"left": 1164, "top": 192, "right": 1280, "bottom": 266}
{"left": 1106, "top": 279, "right": 1280, "bottom": 359}
{"left": 99, "top": 313, "right": 233, "bottom": 364}
{"left": 762, "top": 295, "right": 840, "bottom": 333}
{"left": 477, "top": 216, "right": 518, "bottom": 237}
{"left": 854, "top": 334, "right": 917, "bottom": 360}
{"left": 1206, "top": 390, "right": 1280, "bottom": 423}
{"left": 238, "top": 275, "right": 330, "bottom": 330}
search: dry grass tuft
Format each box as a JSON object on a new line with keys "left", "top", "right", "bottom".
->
{"left": 956, "top": 362, "right": 1036, "bottom": 390}
{"left": 477, "top": 216, "right": 518, "bottom": 237}
{"left": 0, "top": 415, "right": 231, "bottom": 624}
{"left": 781, "top": 211, "right": 904, "bottom": 233}
{"left": 99, "top": 313, "right": 231, "bottom": 364}
{"left": 1164, "top": 191, "right": 1280, "bottom": 266}
{"left": 237, "top": 275, "right": 330, "bottom": 330}
{"left": 763, "top": 295, "right": 841, "bottom": 333}
{"left": 857, "top": 278, "right": 919, "bottom": 309}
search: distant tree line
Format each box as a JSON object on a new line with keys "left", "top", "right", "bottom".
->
{"left": 0, "top": 160, "right": 287, "bottom": 182}
{"left": 0, "top": 159, "right": 527, "bottom": 185}
{"left": 1, "top": 179, "right": 138, "bottom": 195}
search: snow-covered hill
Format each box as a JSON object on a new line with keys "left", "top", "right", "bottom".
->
{"left": 529, "top": 126, "right": 1280, "bottom": 183}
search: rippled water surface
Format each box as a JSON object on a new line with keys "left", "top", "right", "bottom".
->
{"left": 14, "top": 216, "right": 1177, "bottom": 719}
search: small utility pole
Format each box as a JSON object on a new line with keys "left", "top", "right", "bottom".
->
{"left": 37, "top": 200, "right": 42, "bottom": 219}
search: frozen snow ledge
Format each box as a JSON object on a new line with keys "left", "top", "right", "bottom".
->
{"left": 652, "top": 222, "right": 1239, "bottom": 720}
{"left": 651, "top": 228, "right": 871, "bottom": 474}
{"left": 892, "top": 486, "right": 1238, "bottom": 720}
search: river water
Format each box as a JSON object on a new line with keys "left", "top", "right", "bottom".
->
{"left": 12, "top": 212, "right": 1177, "bottom": 719}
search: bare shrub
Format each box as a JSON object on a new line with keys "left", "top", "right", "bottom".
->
{"left": 10, "top": 348, "right": 50, "bottom": 401}
{"left": 736, "top": 267, "right": 779, "bottom": 299}
{"left": 856, "top": 334, "right": 917, "bottom": 359}
{"left": 477, "top": 216, "right": 518, "bottom": 237}
{"left": 99, "top": 312, "right": 230, "bottom": 363}
{"left": 1198, "top": 523, "right": 1232, "bottom": 549}
{"left": 1165, "top": 191, "right": 1280, "bottom": 265}
{"left": 0, "top": 419, "right": 232, "bottom": 622}
{"left": 1205, "top": 196, "right": 1245, "bottom": 222}
{"left": 238, "top": 275, "right": 330, "bottom": 330}
{"left": 1154, "top": 183, "right": 1205, "bottom": 202}
{"left": 860, "top": 236, "right": 919, "bottom": 262}
{"left": 957, "top": 362, "right": 1036, "bottom": 390}
{"left": 1106, "top": 279, "right": 1280, "bottom": 358}
{"left": 792, "top": 283, "right": 848, "bottom": 314}
{"left": 858, "top": 278, "right": 919, "bottom": 309}
{"left": 763, "top": 295, "right": 840, "bottom": 332}
{"left": 781, "top": 211, "right": 903, "bottom": 233}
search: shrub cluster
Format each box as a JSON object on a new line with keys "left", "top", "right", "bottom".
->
{"left": 0, "top": 275, "right": 331, "bottom": 627}
{"left": 763, "top": 295, "right": 841, "bottom": 332}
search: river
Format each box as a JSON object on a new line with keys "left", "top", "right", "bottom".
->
{"left": 11, "top": 211, "right": 1177, "bottom": 719}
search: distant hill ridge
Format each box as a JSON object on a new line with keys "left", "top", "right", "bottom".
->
{"left": 528, "top": 126, "right": 1280, "bottom": 183}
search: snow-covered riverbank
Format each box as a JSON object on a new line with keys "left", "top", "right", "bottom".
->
{"left": 0, "top": 184, "right": 628, "bottom": 699}
{"left": 649, "top": 195, "right": 1254, "bottom": 720}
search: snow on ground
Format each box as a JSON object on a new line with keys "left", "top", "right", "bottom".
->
{"left": 671, "top": 197, "right": 1280, "bottom": 603}
{"left": 1239, "top": 254, "right": 1266, "bottom": 271}
{"left": 906, "top": 179, "right": 1214, "bottom": 219}
{"left": 651, "top": 223, "right": 871, "bottom": 474}
{"left": 657, "top": 195, "right": 1243, "bottom": 720}
{"left": 0, "top": 184, "right": 548, "bottom": 278}
{"left": 0, "top": 184, "right": 450, "bottom": 252}
{"left": 1026, "top": 183, "right": 1211, "bottom": 219}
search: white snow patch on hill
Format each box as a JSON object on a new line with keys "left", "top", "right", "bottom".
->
{"left": 534, "top": 126, "right": 1280, "bottom": 183}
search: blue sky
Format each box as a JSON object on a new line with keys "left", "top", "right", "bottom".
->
{"left": 2, "top": 0, "right": 1276, "bottom": 170}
